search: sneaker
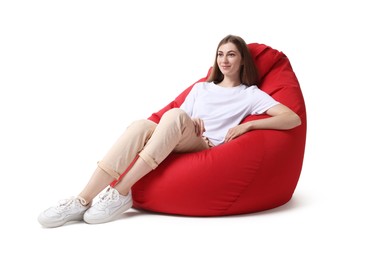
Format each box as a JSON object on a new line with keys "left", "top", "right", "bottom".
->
{"left": 83, "top": 187, "right": 132, "bottom": 224}
{"left": 38, "top": 197, "right": 89, "bottom": 228}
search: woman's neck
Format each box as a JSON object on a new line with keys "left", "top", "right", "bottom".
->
{"left": 217, "top": 78, "right": 241, "bottom": 88}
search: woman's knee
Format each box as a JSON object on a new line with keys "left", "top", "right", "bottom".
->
{"left": 161, "top": 108, "right": 190, "bottom": 121}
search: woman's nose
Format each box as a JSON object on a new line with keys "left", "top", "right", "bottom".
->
{"left": 221, "top": 56, "right": 228, "bottom": 63}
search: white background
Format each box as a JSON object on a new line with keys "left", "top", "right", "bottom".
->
{"left": 1, "top": 0, "right": 375, "bottom": 259}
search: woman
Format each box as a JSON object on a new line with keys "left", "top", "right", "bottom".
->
{"left": 38, "top": 34, "right": 301, "bottom": 228}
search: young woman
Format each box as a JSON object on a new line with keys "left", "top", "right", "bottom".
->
{"left": 38, "top": 34, "right": 301, "bottom": 228}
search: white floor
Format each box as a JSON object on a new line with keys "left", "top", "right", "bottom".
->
{"left": 5, "top": 183, "right": 375, "bottom": 260}
{"left": 1, "top": 1, "right": 375, "bottom": 259}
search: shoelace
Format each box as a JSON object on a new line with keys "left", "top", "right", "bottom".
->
{"left": 96, "top": 188, "right": 118, "bottom": 210}
{"left": 55, "top": 197, "right": 76, "bottom": 213}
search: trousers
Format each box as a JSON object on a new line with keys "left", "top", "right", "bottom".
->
{"left": 97, "top": 108, "right": 213, "bottom": 179}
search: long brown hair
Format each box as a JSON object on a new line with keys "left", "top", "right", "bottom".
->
{"left": 207, "top": 35, "right": 259, "bottom": 86}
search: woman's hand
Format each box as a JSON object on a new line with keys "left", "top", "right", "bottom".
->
{"left": 224, "top": 103, "right": 302, "bottom": 143}
{"left": 191, "top": 118, "right": 206, "bottom": 136}
{"left": 224, "top": 123, "right": 250, "bottom": 143}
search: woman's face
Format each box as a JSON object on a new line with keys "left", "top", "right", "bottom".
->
{"left": 217, "top": 42, "right": 242, "bottom": 79}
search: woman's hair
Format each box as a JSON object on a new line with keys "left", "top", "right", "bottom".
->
{"left": 207, "top": 34, "right": 259, "bottom": 86}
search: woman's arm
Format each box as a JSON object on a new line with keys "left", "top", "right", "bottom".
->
{"left": 224, "top": 104, "right": 301, "bottom": 143}
{"left": 248, "top": 104, "right": 302, "bottom": 130}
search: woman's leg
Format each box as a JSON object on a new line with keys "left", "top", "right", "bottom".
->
{"left": 83, "top": 109, "right": 207, "bottom": 224}
{"left": 114, "top": 108, "right": 210, "bottom": 195}
{"left": 39, "top": 108, "right": 209, "bottom": 226}
{"left": 78, "top": 167, "right": 114, "bottom": 205}
{"left": 77, "top": 119, "right": 157, "bottom": 203}
{"left": 112, "top": 156, "right": 152, "bottom": 195}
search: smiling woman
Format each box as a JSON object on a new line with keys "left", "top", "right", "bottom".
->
{"left": 38, "top": 35, "right": 305, "bottom": 227}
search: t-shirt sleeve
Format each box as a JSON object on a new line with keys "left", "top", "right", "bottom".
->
{"left": 251, "top": 88, "right": 280, "bottom": 115}
{"left": 179, "top": 83, "right": 199, "bottom": 117}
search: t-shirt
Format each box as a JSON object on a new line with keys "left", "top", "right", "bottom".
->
{"left": 180, "top": 82, "right": 279, "bottom": 146}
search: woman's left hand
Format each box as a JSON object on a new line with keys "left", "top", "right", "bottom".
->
{"left": 224, "top": 123, "right": 250, "bottom": 143}
{"left": 191, "top": 118, "right": 206, "bottom": 136}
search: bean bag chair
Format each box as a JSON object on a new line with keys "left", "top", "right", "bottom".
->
{"left": 127, "top": 43, "right": 306, "bottom": 216}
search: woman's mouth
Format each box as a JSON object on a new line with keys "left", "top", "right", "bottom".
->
{"left": 221, "top": 65, "right": 231, "bottom": 70}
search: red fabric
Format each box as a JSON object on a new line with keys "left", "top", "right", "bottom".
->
{"left": 127, "top": 43, "right": 306, "bottom": 216}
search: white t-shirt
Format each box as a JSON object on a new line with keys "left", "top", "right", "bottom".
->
{"left": 180, "top": 82, "right": 279, "bottom": 146}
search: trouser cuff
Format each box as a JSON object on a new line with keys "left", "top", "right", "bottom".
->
{"left": 139, "top": 151, "right": 158, "bottom": 170}
{"left": 97, "top": 161, "right": 121, "bottom": 179}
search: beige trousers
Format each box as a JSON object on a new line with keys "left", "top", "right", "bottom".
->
{"left": 97, "top": 108, "right": 212, "bottom": 179}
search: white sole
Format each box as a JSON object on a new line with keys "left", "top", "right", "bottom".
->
{"left": 83, "top": 200, "right": 133, "bottom": 224}
{"left": 38, "top": 212, "right": 85, "bottom": 228}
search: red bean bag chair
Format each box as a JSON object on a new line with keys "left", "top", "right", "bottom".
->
{"left": 128, "top": 43, "right": 306, "bottom": 216}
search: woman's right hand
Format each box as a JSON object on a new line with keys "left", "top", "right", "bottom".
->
{"left": 191, "top": 118, "right": 206, "bottom": 136}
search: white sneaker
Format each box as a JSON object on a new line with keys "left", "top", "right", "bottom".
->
{"left": 38, "top": 197, "right": 89, "bottom": 228}
{"left": 84, "top": 187, "right": 132, "bottom": 224}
